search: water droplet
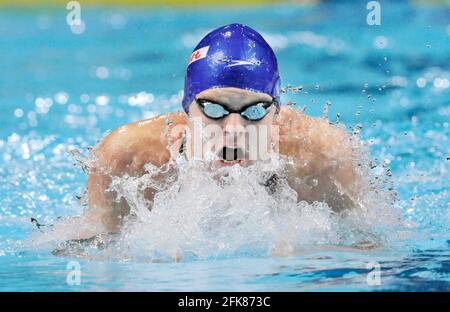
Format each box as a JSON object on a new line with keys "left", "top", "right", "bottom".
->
{"left": 14, "top": 108, "right": 24, "bottom": 118}
{"left": 322, "top": 101, "right": 331, "bottom": 119}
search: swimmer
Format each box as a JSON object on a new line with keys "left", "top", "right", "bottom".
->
{"left": 57, "top": 23, "right": 365, "bottom": 239}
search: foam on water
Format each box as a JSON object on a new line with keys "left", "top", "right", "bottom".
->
{"left": 29, "top": 131, "right": 404, "bottom": 262}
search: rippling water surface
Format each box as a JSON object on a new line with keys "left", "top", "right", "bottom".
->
{"left": 0, "top": 2, "right": 449, "bottom": 291}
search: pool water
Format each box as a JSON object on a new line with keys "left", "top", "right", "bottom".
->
{"left": 0, "top": 1, "right": 449, "bottom": 291}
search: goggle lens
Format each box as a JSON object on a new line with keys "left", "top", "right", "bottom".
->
{"left": 197, "top": 100, "right": 273, "bottom": 121}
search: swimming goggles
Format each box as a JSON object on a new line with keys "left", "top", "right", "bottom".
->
{"left": 195, "top": 98, "right": 275, "bottom": 121}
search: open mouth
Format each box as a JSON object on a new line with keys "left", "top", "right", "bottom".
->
{"left": 220, "top": 146, "right": 244, "bottom": 164}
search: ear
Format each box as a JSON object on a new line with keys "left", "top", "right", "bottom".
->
{"left": 272, "top": 105, "right": 281, "bottom": 124}
{"left": 270, "top": 117, "right": 280, "bottom": 155}
{"left": 159, "top": 112, "right": 188, "bottom": 154}
{"left": 275, "top": 105, "right": 281, "bottom": 116}
{"left": 167, "top": 123, "right": 188, "bottom": 161}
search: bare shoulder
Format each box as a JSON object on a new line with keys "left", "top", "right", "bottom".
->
{"left": 277, "top": 106, "right": 365, "bottom": 210}
{"left": 278, "top": 106, "right": 354, "bottom": 161}
{"left": 92, "top": 112, "right": 188, "bottom": 176}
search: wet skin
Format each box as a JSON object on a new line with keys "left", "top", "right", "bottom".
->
{"left": 53, "top": 88, "right": 366, "bottom": 239}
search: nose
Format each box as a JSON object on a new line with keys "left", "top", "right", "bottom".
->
{"left": 223, "top": 113, "right": 246, "bottom": 145}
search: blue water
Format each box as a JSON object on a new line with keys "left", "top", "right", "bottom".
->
{"left": 0, "top": 2, "right": 449, "bottom": 291}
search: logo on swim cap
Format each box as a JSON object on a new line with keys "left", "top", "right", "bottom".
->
{"left": 188, "top": 46, "right": 210, "bottom": 66}
{"left": 224, "top": 59, "right": 262, "bottom": 67}
{"left": 182, "top": 23, "right": 281, "bottom": 112}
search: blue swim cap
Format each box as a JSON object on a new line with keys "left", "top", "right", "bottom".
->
{"left": 182, "top": 23, "right": 281, "bottom": 112}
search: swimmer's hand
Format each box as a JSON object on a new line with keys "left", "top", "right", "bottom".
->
{"left": 31, "top": 213, "right": 112, "bottom": 247}
{"left": 30, "top": 217, "right": 49, "bottom": 232}
{"left": 277, "top": 106, "right": 364, "bottom": 211}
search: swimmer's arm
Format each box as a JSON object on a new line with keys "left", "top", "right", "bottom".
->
{"left": 82, "top": 133, "right": 133, "bottom": 237}
{"left": 83, "top": 112, "right": 188, "bottom": 237}
{"left": 278, "top": 106, "right": 364, "bottom": 211}
{"left": 39, "top": 146, "right": 125, "bottom": 241}
{"left": 40, "top": 138, "right": 129, "bottom": 241}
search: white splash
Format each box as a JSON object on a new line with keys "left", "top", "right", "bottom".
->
{"left": 30, "top": 135, "right": 403, "bottom": 262}
{"left": 97, "top": 152, "right": 401, "bottom": 261}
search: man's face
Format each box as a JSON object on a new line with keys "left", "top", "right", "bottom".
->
{"left": 186, "top": 87, "right": 278, "bottom": 167}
